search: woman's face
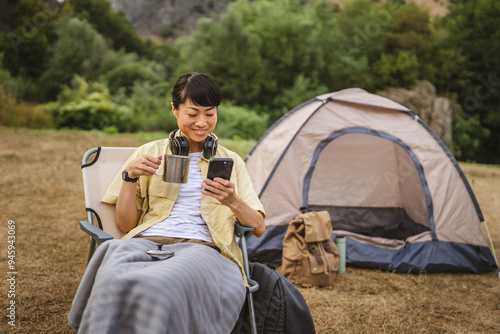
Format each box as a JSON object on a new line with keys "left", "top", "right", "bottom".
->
{"left": 172, "top": 98, "right": 217, "bottom": 153}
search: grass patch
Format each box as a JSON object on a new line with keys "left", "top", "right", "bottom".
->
{"left": 0, "top": 127, "right": 498, "bottom": 333}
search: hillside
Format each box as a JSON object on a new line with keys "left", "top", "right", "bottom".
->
{"left": 108, "top": 0, "right": 453, "bottom": 38}
{"left": 107, "top": 0, "right": 230, "bottom": 39}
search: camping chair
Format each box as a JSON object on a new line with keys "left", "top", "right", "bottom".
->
{"left": 78, "top": 147, "right": 259, "bottom": 334}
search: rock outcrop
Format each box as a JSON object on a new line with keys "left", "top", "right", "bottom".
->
{"left": 379, "top": 81, "right": 453, "bottom": 146}
{"left": 107, "top": 0, "right": 229, "bottom": 38}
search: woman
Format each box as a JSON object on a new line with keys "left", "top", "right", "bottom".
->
{"left": 68, "top": 72, "right": 266, "bottom": 333}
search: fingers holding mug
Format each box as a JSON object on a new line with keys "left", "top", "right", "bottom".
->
{"left": 127, "top": 155, "right": 162, "bottom": 178}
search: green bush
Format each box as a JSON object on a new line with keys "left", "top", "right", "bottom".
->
{"left": 0, "top": 85, "right": 53, "bottom": 128}
{"left": 215, "top": 103, "right": 269, "bottom": 140}
{"left": 453, "top": 113, "right": 490, "bottom": 161}
{"left": 104, "top": 62, "right": 162, "bottom": 95}
{"left": 372, "top": 50, "right": 420, "bottom": 88}
{"left": 0, "top": 60, "right": 53, "bottom": 128}
{"left": 45, "top": 76, "right": 135, "bottom": 132}
{"left": 122, "top": 80, "right": 178, "bottom": 132}
{"left": 0, "top": 54, "right": 39, "bottom": 101}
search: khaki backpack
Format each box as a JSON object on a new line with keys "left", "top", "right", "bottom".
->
{"left": 278, "top": 211, "right": 339, "bottom": 287}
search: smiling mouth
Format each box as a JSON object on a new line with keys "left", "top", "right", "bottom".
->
{"left": 193, "top": 129, "right": 207, "bottom": 136}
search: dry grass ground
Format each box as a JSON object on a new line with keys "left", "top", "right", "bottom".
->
{"left": 1, "top": 127, "right": 499, "bottom": 333}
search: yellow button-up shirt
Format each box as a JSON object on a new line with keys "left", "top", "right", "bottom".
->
{"left": 102, "top": 136, "right": 265, "bottom": 278}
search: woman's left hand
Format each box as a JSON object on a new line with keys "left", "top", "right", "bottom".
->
{"left": 201, "top": 177, "right": 266, "bottom": 237}
{"left": 201, "top": 178, "right": 237, "bottom": 206}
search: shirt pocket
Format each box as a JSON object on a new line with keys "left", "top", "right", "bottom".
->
{"left": 148, "top": 175, "right": 180, "bottom": 201}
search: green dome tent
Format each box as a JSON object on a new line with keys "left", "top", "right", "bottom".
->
{"left": 245, "top": 88, "right": 498, "bottom": 273}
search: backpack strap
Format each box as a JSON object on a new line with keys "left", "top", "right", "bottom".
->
{"left": 307, "top": 243, "right": 324, "bottom": 264}
{"left": 322, "top": 240, "right": 339, "bottom": 256}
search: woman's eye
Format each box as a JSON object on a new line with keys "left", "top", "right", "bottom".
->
{"left": 187, "top": 114, "right": 197, "bottom": 117}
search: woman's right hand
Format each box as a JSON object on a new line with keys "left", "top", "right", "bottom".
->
{"left": 126, "top": 155, "right": 163, "bottom": 179}
{"left": 116, "top": 155, "right": 162, "bottom": 233}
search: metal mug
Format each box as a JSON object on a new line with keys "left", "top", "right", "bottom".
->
{"left": 155, "top": 154, "right": 190, "bottom": 183}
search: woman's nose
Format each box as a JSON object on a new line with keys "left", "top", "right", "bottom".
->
{"left": 195, "top": 116, "right": 207, "bottom": 127}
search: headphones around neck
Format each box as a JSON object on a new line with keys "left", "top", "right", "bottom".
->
{"left": 169, "top": 129, "right": 218, "bottom": 159}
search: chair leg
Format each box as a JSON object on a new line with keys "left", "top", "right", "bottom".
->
{"left": 239, "top": 234, "right": 258, "bottom": 334}
{"left": 247, "top": 291, "right": 258, "bottom": 334}
{"left": 86, "top": 236, "right": 96, "bottom": 264}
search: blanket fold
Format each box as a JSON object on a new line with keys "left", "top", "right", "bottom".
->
{"left": 69, "top": 239, "right": 246, "bottom": 334}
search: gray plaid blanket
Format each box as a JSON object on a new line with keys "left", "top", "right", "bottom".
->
{"left": 68, "top": 239, "right": 246, "bottom": 333}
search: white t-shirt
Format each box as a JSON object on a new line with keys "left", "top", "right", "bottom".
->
{"left": 139, "top": 152, "right": 212, "bottom": 242}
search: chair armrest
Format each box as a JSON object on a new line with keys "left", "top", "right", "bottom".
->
{"left": 247, "top": 278, "right": 259, "bottom": 294}
{"left": 79, "top": 220, "right": 114, "bottom": 245}
{"left": 234, "top": 219, "right": 254, "bottom": 238}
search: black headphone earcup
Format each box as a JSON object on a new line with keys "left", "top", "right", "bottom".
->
{"left": 203, "top": 135, "right": 218, "bottom": 159}
{"left": 169, "top": 129, "right": 190, "bottom": 156}
{"left": 170, "top": 138, "right": 179, "bottom": 155}
{"left": 177, "top": 136, "right": 190, "bottom": 156}
{"left": 203, "top": 136, "right": 213, "bottom": 160}
{"left": 169, "top": 130, "right": 179, "bottom": 155}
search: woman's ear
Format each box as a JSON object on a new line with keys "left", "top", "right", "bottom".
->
{"left": 171, "top": 102, "right": 177, "bottom": 118}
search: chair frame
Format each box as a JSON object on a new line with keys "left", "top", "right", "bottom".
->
{"left": 79, "top": 147, "right": 258, "bottom": 334}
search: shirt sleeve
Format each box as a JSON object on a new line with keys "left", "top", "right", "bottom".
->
{"left": 234, "top": 154, "right": 266, "bottom": 218}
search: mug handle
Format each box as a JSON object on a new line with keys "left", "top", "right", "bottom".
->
{"left": 154, "top": 154, "right": 166, "bottom": 177}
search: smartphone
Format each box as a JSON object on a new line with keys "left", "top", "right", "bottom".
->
{"left": 207, "top": 158, "right": 234, "bottom": 181}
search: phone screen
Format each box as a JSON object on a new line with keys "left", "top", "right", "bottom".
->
{"left": 207, "top": 158, "right": 234, "bottom": 180}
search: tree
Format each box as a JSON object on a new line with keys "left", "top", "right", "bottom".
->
{"left": 442, "top": 0, "right": 500, "bottom": 162}
{"left": 177, "top": 0, "right": 326, "bottom": 113}
{"left": 176, "top": 11, "right": 265, "bottom": 106}
{"left": 0, "top": 0, "right": 68, "bottom": 100}
{"left": 70, "top": 0, "right": 148, "bottom": 55}
{"left": 38, "top": 16, "right": 107, "bottom": 100}
{"left": 0, "top": 28, "right": 49, "bottom": 80}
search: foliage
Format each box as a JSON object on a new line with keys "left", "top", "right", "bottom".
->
{"left": 0, "top": 0, "right": 68, "bottom": 99}
{"left": 372, "top": 50, "right": 420, "bottom": 87}
{"left": 274, "top": 75, "right": 327, "bottom": 109}
{"left": 117, "top": 80, "right": 178, "bottom": 133}
{"left": 0, "top": 59, "right": 52, "bottom": 128}
{"left": 452, "top": 112, "right": 490, "bottom": 161}
{"left": 215, "top": 103, "right": 270, "bottom": 140}
{"left": 103, "top": 58, "right": 163, "bottom": 95}
{"left": 70, "top": 0, "right": 149, "bottom": 55}
{"left": 0, "top": 53, "right": 39, "bottom": 101}
{"left": 176, "top": 0, "right": 443, "bottom": 118}
{"left": 0, "top": 28, "right": 50, "bottom": 79}
{"left": 0, "top": 0, "right": 499, "bottom": 162}
{"left": 0, "top": 85, "right": 52, "bottom": 129}
{"left": 37, "top": 16, "right": 108, "bottom": 100}
{"left": 384, "top": 3, "right": 439, "bottom": 80}
{"left": 176, "top": 0, "right": 326, "bottom": 113}
{"left": 45, "top": 76, "right": 135, "bottom": 132}
{"left": 440, "top": 0, "right": 500, "bottom": 162}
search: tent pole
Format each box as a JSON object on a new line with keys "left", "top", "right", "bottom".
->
{"left": 483, "top": 220, "right": 499, "bottom": 275}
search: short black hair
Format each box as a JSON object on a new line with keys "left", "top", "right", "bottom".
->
{"left": 171, "top": 72, "right": 222, "bottom": 109}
